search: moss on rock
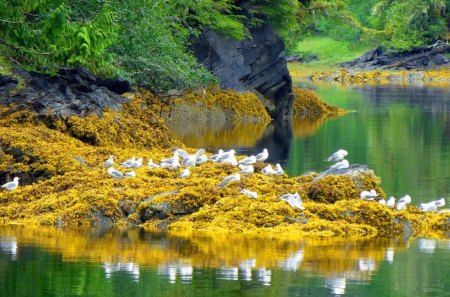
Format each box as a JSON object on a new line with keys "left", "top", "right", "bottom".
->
{"left": 293, "top": 87, "right": 345, "bottom": 118}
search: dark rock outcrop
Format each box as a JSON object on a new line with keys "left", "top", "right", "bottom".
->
{"left": 192, "top": 25, "right": 294, "bottom": 122}
{"left": 0, "top": 68, "right": 131, "bottom": 117}
{"left": 341, "top": 44, "right": 450, "bottom": 71}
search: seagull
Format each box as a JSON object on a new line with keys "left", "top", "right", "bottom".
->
{"left": 216, "top": 173, "right": 241, "bottom": 187}
{"left": 196, "top": 154, "right": 208, "bottom": 165}
{"left": 209, "top": 149, "right": 224, "bottom": 163}
{"left": 378, "top": 199, "right": 386, "bottom": 205}
{"left": 121, "top": 157, "right": 136, "bottom": 167}
{"left": 420, "top": 201, "right": 438, "bottom": 212}
{"left": 386, "top": 197, "right": 396, "bottom": 209}
{"left": 238, "top": 155, "right": 256, "bottom": 165}
{"left": 239, "top": 164, "right": 254, "bottom": 175}
{"left": 279, "top": 192, "right": 304, "bottom": 210}
{"left": 107, "top": 167, "right": 123, "bottom": 178}
{"left": 398, "top": 195, "right": 411, "bottom": 205}
{"left": 313, "top": 159, "right": 349, "bottom": 181}
{"left": 396, "top": 201, "right": 407, "bottom": 211}
{"left": 329, "top": 159, "right": 349, "bottom": 170}
{"left": 180, "top": 168, "right": 190, "bottom": 178}
{"left": 360, "top": 189, "right": 378, "bottom": 199}
{"left": 256, "top": 148, "right": 269, "bottom": 162}
{"left": 180, "top": 149, "right": 205, "bottom": 167}
{"left": 262, "top": 164, "right": 277, "bottom": 175}
{"left": 128, "top": 157, "right": 143, "bottom": 168}
{"left": 1, "top": 177, "right": 19, "bottom": 191}
{"left": 219, "top": 150, "right": 238, "bottom": 166}
{"left": 241, "top": 189, "right": 257, "bottom": 199}
{"left": 325, "top": 149, "right": 348, "bottom": 162}
{"left": 148, "top": 159, "right": 160, "bottom": 168}
{"left": 433, "top": 198, "right": 446, "bottom": 208}
{"left": 160, "top": 151, "right": 179, "bottom": 164}
{"left": 102, "top": 155, "right": 115, "bottom": 167}
{"left": 217, "top": 149, "right": 236, "bottom": 162}
{"left": 124, "top": 171, "right": 136, "bottom": 177}
{"left": 274, "top": 163, "right": 284, "bottom": 176}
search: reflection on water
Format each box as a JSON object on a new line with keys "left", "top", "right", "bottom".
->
{"left": 1, "top": 226, "right": 450, "bottom": 296}
{"left": 166, "top": 120, "right": 269, "bottom": 149}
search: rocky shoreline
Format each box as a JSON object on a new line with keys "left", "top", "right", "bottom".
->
{"left": 0, "top": 68, "right": 448, "bottom": 239}
{"left": 290, "top": 45, "right": 450, "bottom": 84}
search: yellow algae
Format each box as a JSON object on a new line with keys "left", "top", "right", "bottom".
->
{"left": 293, "top": 87, "right": 346, "bottom": 118}
{"left": 290, "top": 66, "right": 450, "bottom": 86}
{"left": 0, "top": 91, "right": 449, "bottom": 239}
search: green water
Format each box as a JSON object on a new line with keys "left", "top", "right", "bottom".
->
{"left": 0, "top": 226, "right": 449, "bottom": 297}
{"left": 286, "top": 82, "right": 450, "bottom": 205}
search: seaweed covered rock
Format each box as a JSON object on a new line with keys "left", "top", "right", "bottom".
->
{"left": 293, "top": 87, "right": 345, "bottom": 118}
{"left": 0, "top": 92, "right": 449, "bottom": 238}
{"left": 306, "top": 165, "right": 385, "bottom": 204}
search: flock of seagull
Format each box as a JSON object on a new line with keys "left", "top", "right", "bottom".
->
{"left": 320, "top": 149, "right": 446, "bottom": 212}
{"left": 103, "top": 147, "right": 304, "bottom": 209}
{"left": 0, "top": 148, "right": 447, "bottom": 213}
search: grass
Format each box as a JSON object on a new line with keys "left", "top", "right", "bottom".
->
{"left": 288, "top": 37, "right": 376, "bottom": 73}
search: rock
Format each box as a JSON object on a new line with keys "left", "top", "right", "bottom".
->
{"left": 341, "top": 45, "right": 450, "bottom": 71}
{"left": 192, "top": 24, "right": 293, "bottom": 123}
{"left": 141, "top": 202, "right": 172, "bottom": 221}
{"left": 0, "top": 68, "right": 129, "bottom": 117}
{"left": 97, "top": 78, "right": 132, "bottom": 94}
{"left": 0, "top": 74, "right": 18, "bottom": 86}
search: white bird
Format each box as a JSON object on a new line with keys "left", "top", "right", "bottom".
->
{"left": 180, "top": 168, "right": 190, "bottom": 178}
{"left": 217, "top": 149, "right": 236, "bottom": 163}
{"left": 378, "top": 199, "right": 386, "bottom": 205}
{"left": 433, "top": 198, "right": 446, "bottom": 208}
{"left": 396, "top": 201, "right": 407, "bottom": 211}
{"left": 1, "top": 177, "right": 19, "bottom": 191}
{"left": 219, "top": 150, "right": 238, "bottom": 166}
{"left": 398, "top": 195, "right": 411, "bottom": 205}
{"left": 160, "top": 152, "right": 179, "bottom": 164}
{"left": 325, "top": 149, "right": 348, "bottom": 162}
{"left": 121, "top": 156, "right": 135, "bottom": 167}
{"left": 329, "top": 159, "right": 349, "bottom": 170}
{"left": 239, "top": 164, "right": 254, "bottom": 175}
{"left": 280, "top": 192, "right": 304, "bottom": 210}
{"left": 107, "top": 167, "right": 123, "bottom": 178}
{"left": 173, "top": 148, "right": 189, "bottom": 160}
{"left": 256, "top": 148, "right": 269, "bottom": 162}
{"left": 102, "top": 155, "right": 115, "bottom": 167}
{"left": 128, "top": 157, "right": 143, "bottom": 168}
{"left": 160, "top": 152, "right": 180, "bottom": 170}
{"left": 420, "top": 201, "right": 438, "bottom": 212}
{"left": 241, "top": 189, "right": 257, "bottom": 199}
{"left": 262, "top": 164, "right": 277, "bottom": 175}
{"left": 148, "top": 159, "right": 160, "bottom": 168}
{"left": 209, "top": 149, "right": 224, "bottom": 163}
{"left": 386, "top": 197, "right": 396, "bottom": 209}
{"left": 196, "top": 154, "right": 208, "bottom": 165}
{"left": 180, "top": 149, "right": 205, "bottom": 167}
{"left": 360, "top": 189, "right": 378, "bottom": 199}
{"left": 274, "top": 163, "right": 284, "bottom": 176}
{"left": 124, "top": 171, "right": 136, "bottom": 177}
{"left": 238, "top": 155, "right": 256, "bottom": 165}
{"left": 217, "top": 173, "right": 241, "bottom": 187}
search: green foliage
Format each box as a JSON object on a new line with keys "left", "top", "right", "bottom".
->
{"left": 0, "top": 0, "right": 117, "bottom": 73}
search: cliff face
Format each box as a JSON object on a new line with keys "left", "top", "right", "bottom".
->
{"left": 192, "top": 24, "right": 294, "bottom": 123}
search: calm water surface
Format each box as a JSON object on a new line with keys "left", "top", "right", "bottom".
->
{"left": 170, "top": 82, "right": 450, "bottom": 205}
{"left": 0, "top": 226, "right": 449, "bottom": 297}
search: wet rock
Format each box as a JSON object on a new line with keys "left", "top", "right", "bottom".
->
{"left": 0, "top": 74, "right": 18, "bottom": 87}
{"left": 192, "top": 24, "right": 293, "bottom": 122}
{"left": 0, "top": 68, "right": 129, "bottom": 117}
{"left": 141, "top": 202, "right": 172, "bottom": 221}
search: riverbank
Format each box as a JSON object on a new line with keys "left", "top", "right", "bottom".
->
{"left": 290, "top": 66, "right": 450, "bottom": 85}
{"left": 0, "top": 70, "right": 449, "bottom": 239}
